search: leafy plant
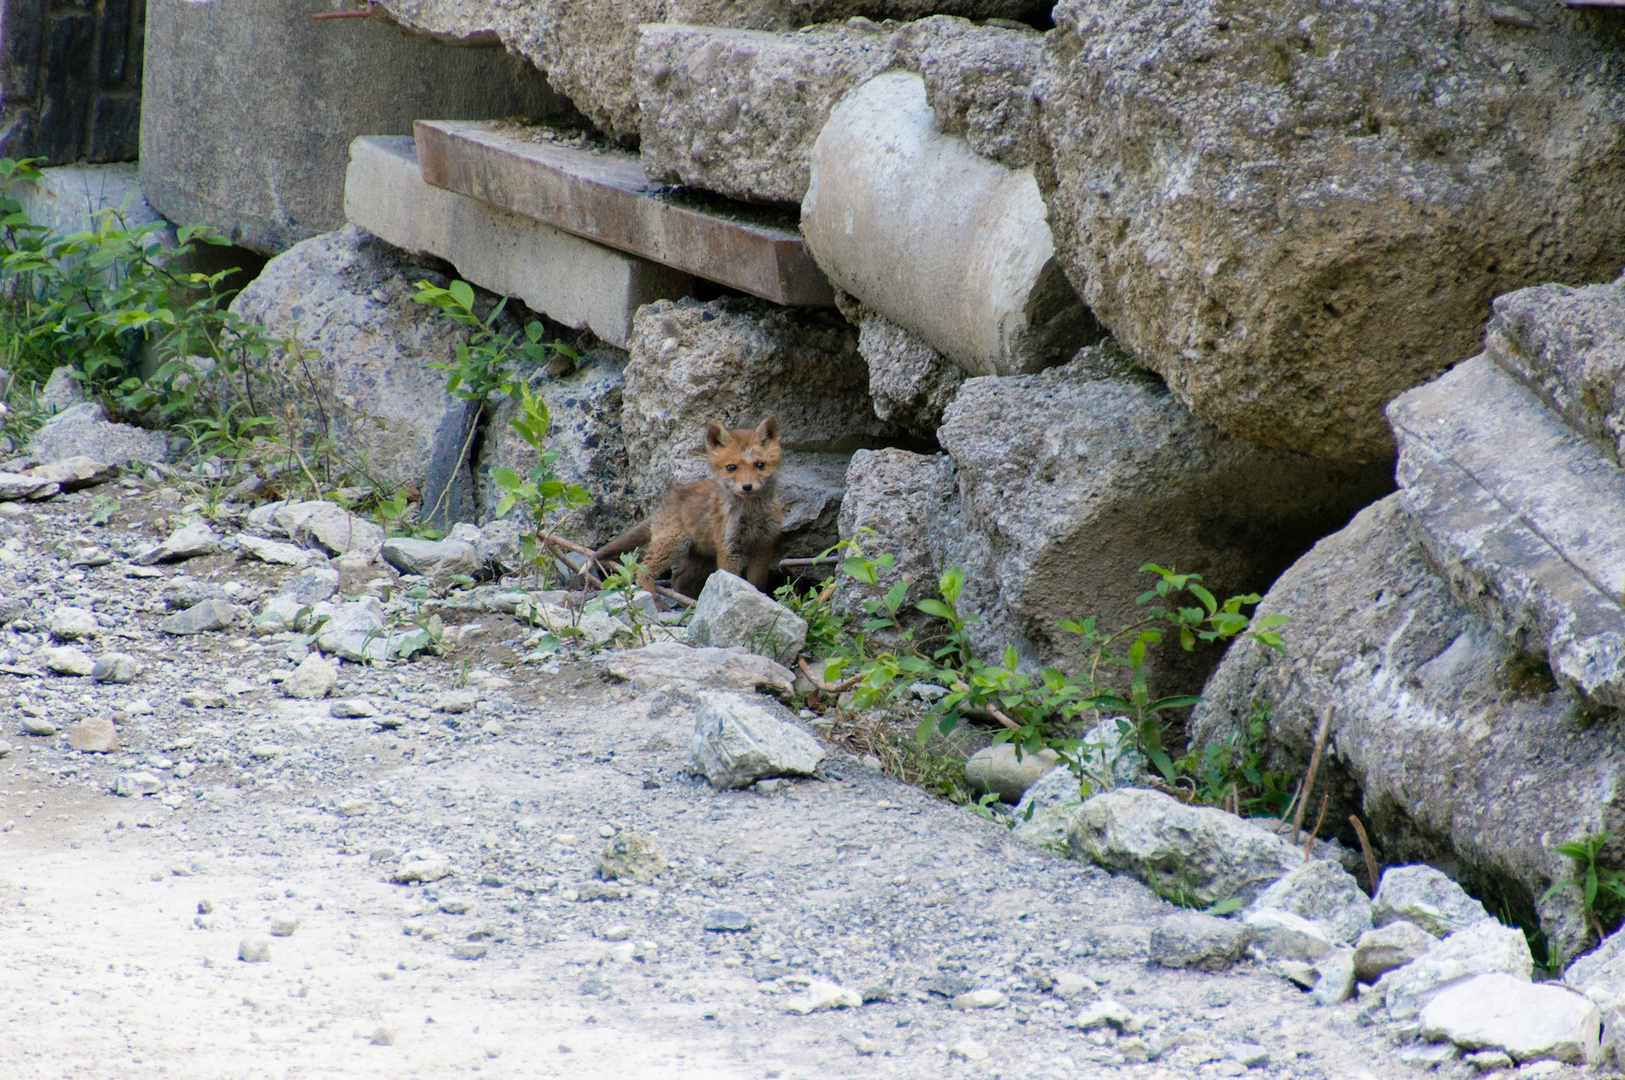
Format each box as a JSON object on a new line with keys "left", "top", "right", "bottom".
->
{"left": 490, "top": 381, "right": 589, "bottom": 584}
{"left": 412, "top": 279, "right": 577, "bottom": 527}
{"left": 1542, "top": 832, "right": 1625, "bottom": 944}
{"left": 813, "top": 548, "right": 1290, "bottom": 815}
{"left": 1174, "top": 700, "right": 1293, "bottom": 816}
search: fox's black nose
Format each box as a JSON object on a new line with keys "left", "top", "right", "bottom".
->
{"left": 741, "top": 483, "right": 754, "bottom": 492}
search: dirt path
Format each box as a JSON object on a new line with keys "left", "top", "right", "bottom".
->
{"left": 0, "top": 487, "right": 1422, "bottom": 1079}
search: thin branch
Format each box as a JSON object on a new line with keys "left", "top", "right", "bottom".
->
{"left": 1302, "top": 793, "right": 1328, "bottom": 860}
{"left": 1348, "top": 815, "right": 1381, "bottom": 897}
{"left": 779, "top": 556, "right": 841, "bottom": 569}
{"left": 1291, "top": 706, "right": 1335, "bottom": 842}
{"left": 798, "top": 656, "right": 863, "bottom": 694}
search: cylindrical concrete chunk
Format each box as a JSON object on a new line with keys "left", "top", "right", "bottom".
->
{"left": 802, "top": 72, "right": 1099, "bottom": 377}
{"left": 140, "top": 0, "right": 565, "bottom": 253}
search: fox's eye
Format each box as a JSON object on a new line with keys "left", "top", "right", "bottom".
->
{"left": 754, "top": 461, "right": 765, "bottom": 470}
{"left": 726, "top": 463, "right": 737, "bottom": 472}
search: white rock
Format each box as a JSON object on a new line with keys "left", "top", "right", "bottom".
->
{"left": 47, "top": 605, "right": 98, "bottom": 641}
{"left": 1373, "top": 864, "right": 1493, "bottom": 937}
{"left": 603, "top": 640, "right": 796, "bottom": 700}
{"left": 1071, "top": 997, "right": 1141, "bottom": 1033}
{"left": 951, "top": 989, "right": 1007, "bottom": 1010}
{"left": 947, "top": 1040, "right": 990, "bottom": 1062}
{"left": 39, "top": 645, "right": 95, "bottom": 676}
{"left": 1419, "top": 972, "right": 1601, "bottom": 1064}
{"left": 236, "top": 532, "right": 315, "bottom": 566}
{"left": 1310, "top": 946, "right": 1357, "bottom": 1006}
{"left": 114, "top": 771, "right": 162, "bottom": 797}
{"left": 280, "top": 653, "right": 338, "bottom": 700}
{"left": 686, "top": 570, "right": 807, "bottom": 662}
{"left": 784, "top": 979, "right": 861, "bottom": 1014}
{"left": 1377, "top": 919, "right": 1533, "bottom": 1020}
{"left": 1243, "top": 908, "right": 1335, "bottom": 962}
{"left": 90, "top": 652, "right": 143, "bottom": 684}
{"left": 1248, "top": 857, "right": 1372, "bottom": 945}
{"left": 138, "top": 520, "right": 219, "bottom": 564}
{"left": 689, "top": 692, "right": 825, "bottom": 790}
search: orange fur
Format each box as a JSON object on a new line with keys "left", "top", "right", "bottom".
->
{"left": 593, "top": 416, "right": 784, "bottom": 596}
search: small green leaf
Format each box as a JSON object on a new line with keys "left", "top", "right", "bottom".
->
{"left": 449, "top": 279, "right": 475, "bottom": 311}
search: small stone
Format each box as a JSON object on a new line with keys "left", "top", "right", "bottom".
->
{"left": 47, "top": 605, "right": 99, "bottom": 641}
{"left": 602, "top": 924, "right": 632, "bottom": 942}
{"left": 114, "top": 771, "right": 162, "bottom": 797}
{"left": 1072, "top": 997, "right": 1141, "bottom": 1033}
{"left": 703, "top": 908, "right": 753, "bottom": 932}
{"left": 21, "top": 716, "right": 57, "bottom": 737}
{"left": 198, "top": 900, "right": 214, "bottom": 914}
{"left": 249, "top": 743, "right": 281, "bottom": 760}
{"left": 269, "top": 916, "right": 299, "bottom": 937}
{"left": 139, "top": 520, "right": 220, "bottom": 564}
{"left": 434, "top": 689, "right": 478, "bottom": 713}
{"left": 0, "top": 740, "right": 11, "bottom": 758}
{"left": 68, "top": 717, "right": 117, "bottom": 753}
{"left": 1464, "top": 1049, "right": 1514, "bottom": 1071}
{"left": 181, "top": 689, "right": 228, "bottom": 709}
{"left": 90, "top": 652, "right": 142, "bottom": 683}
{"left": 281, "top": 653, "right": 337, "bottom": 699}
{"left": 329, "top": 698, "right": 378, "bottom": 718}
{"left": 572, "top": 881, "right": 628, "bottom": 902}
{"left": 1149, "top": 911, "right": 1247, "bottom": 971}
{"left": 39, "top": 645, "right": 95, "bottom": 675}
{"left": 236, "top": 533, "right": 313, "bottom": 566}
{"left": 438, "top": 899, "right": 471, "bottom": 915}
{"left": 1355, "top": 920, "right": 1438, "bottom": 983}
{"left": 1243, "top": 908, "right": 1335, "bottom": 962}
{"left": 1311, "top": 946, "right": 1357, "bottom": 1006}
{"left": 452, "top": 943, "right": 489, "bottom": 960}
{"left": 336, "top": 798, "right": 373, "bottom": 817}
{"left": 173, "top": 761, "right": 196, "bottom": 778}
{"left": 388, "top": 855, "right": 452, "bottom": 884}
{"left": 160, "top": 599, "right": 237, "bottom": 636}
{"left": 952, "top": 989, "right": 1007, "bottom": 1010}
{"left": 785, "top": 979, "right": 862, "bottom": 1014}
{"left": 689, "top": 691, "right": 825, "bottom": 789}
{"left": 369, "top": 1027, "right": 395, "bottom": 1046}
{"left": 963, "top": 742, "right": 1062, "bottom": 802}
{"left": 1051, "top": 971, "right": 1097, "bottom": 1000}
{"left": 1229, "top": 1042, "right": 1269, "bottom": 1068}
{"left": 1373, "top": 864, "right": 1493, "bottom": 937}
{"left": 1398, "top": 1043, "right": 1459, "bottom": 1068}
{"left": 596, "top": 832, "right": 666, "bottom": 884}
{"left": 947, "top": 1040, "right": 990, "bottom": 1062}
{"left": 238, "top": 936, "right": 271, "bottom": 963}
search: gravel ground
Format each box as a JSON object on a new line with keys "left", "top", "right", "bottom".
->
{"left": 0, "top": 482, "right": 1528, "bottom": 1079}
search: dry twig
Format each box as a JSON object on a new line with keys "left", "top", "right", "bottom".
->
{"left": 1348, "top": 815, "right": 1381, "bottom": 897}
{"left": 1291, "top": 707, "right": 1335, "bottom": 842}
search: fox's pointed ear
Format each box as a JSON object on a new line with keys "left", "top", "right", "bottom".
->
{"left": 705, "top": 420, "right": 730, "bottom": 449}
{"left": 756, "top": 414, "right": 780, "bottom": 442}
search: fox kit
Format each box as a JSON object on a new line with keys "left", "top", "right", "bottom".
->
{"left": 594, "top": 416, "right": 783, "bottom": 597}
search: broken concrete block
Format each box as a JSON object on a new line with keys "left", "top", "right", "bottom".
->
{"left": 414, "top": 120, "right": 832, "bottom": 305}
{"left": 803, "top": 72, "right": 1099, "bottom": 377}
{"left": 344, "top": 136, "right": 691, "bottom": 348}
{"left": 1389, "top": 355, "right": 1625, "bottom": 709}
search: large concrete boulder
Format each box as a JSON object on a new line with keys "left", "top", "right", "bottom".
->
{"left": 1189, "top": 495, "right": 1606, "bottom": 949}
{"left": 622, "top": 296, "right": 901, "bottom": 558}
{"left": 637, "top": 22, "right": 896, "bottom": 205}
{"left": 637, "top": 16, "right": 1043, "bottom": 203}
{"left": 141, "top": 0, "right": 563, "bottom": 253}
{"left": 474, "top": 348, "right": 638, "bottom": 547}
{"left": 831, "top": 447, "right": 956, "bottom": 627}
{"left": 931, "top": 348, "right": 1390, "bottom": 684}
{"left": 229, "top": 227, "right": 481, "bottom": 521}
{"left": 804, "top": 71, "right": 1100, "bottom": 378}
{"left": 520, "top": 1, "right": 1049, "bottom": 142}
{"left": 1036, "top": 0, "right": 1625, "bottom": 461}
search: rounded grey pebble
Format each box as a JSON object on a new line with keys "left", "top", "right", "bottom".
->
{"left": 238, "top": 936, "right": 271, "bottom": 963}
{"left": 269, "top": 916, "right": 299, "bottom": 937}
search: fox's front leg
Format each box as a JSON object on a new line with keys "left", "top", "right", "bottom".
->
{"left": 714, "top": 519, "right": 742, "bottom": 578}
{"left": 743, "top": 552, "right": 772, "bottom": 592}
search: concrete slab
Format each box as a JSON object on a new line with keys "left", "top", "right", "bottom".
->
{"left": 10, "top": 163, "right": 164, "bottom": 238}
{"left": 343, "top": 136, "right": 693, "bottom": 348}
{"left": 413, "top": 120, "right": 833, "bottom": 306}
{"left": 1388, "top": 354, "right": 1625, "bottom": 709}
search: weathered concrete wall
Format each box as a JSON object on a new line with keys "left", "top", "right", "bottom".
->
{"left": 0, "top": 0, "right": 144, "bottom": 164}
{"left": 139, "top": 0, "right": 567, "bottom": 253}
